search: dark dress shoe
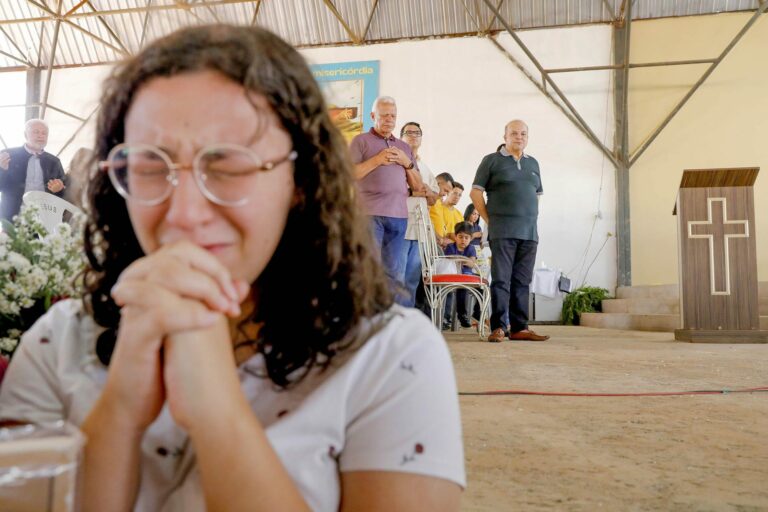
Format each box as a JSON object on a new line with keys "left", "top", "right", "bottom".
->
{"left": 487, "top": 328, "right": 506, "bottom": 343}
{"left": 508, "top": 329, "right": 550, "bottom": 341}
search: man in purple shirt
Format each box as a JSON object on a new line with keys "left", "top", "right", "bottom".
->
{"left": 349, "top": 96, "right": 424, "bottom": 304}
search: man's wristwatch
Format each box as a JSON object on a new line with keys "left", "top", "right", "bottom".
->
{"left": 404, "top": 161, "right": 414, "bottom": 170}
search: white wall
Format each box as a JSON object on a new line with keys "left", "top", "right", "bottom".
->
{"left": 302, "top": 27, "right": 618, "bottom": 295}
{"left": 0, "top": 72, "right": 27, "bottom": 148}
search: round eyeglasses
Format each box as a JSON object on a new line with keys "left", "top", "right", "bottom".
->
{"left": 100, "top": 143, "right": 298, "bottom": 207}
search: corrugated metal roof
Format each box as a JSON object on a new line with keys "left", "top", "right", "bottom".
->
{"left": 0, "top": 0, "right": 762, "bottom": 71}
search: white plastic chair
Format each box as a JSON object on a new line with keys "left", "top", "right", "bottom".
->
{"left": 415, "top": 206, "right": 491, "bottom": 339}
{"left": 22, "top": 191, "right": 82, "bottom": 233}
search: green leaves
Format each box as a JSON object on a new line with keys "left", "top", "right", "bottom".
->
{"left": 561, "top": 286, "right": 610, "bottom": 325}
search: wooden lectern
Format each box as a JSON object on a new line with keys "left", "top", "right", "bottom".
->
{"left": 673, "top": 167, "right": 767, "bottom": 343}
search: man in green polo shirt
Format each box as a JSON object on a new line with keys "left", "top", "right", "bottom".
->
{"left": 470, "top": 120, "right": 550, "bottom": 343}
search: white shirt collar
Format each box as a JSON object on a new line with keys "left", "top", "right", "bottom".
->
{"left": 24, "top": 144, "right": 43, "bottom": 156}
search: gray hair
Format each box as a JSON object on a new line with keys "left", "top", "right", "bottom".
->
{"left": 24, "top": 118, "right": 49, "bottom": 132}
{"left": 371, "top": 95, "right": 396, "bottom": 114}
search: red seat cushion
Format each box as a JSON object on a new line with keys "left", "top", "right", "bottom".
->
{"left": 429, "top": 274, "right": 486, "bottom": 284}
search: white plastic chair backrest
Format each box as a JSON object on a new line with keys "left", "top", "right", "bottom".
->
{"left": 22, "top": 191, "right": 82, "bottom": 233}
{"left": 414, "top": 205, "right": 443, "bottom": 277}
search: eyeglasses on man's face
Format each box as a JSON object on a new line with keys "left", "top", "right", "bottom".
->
{"left": 100, "top": 143, "right": 297, "bottom": 207}
{"left": 402, "top": 130, "right": 422, "bottom": 137}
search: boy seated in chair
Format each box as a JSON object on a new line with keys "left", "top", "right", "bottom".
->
{"left": 442, "top": 221, "right": 478, "bottom": 329}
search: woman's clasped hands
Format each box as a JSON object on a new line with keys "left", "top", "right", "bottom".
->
{"left": 106, "top": 240, "right": 251, "bottom": 433}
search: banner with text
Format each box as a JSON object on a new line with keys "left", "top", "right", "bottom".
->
{"left": 310, "top": 60, "right": 379, "bottom": 143}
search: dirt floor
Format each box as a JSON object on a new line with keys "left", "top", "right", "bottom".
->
{"left": 447, "top": 325, "right": 768, "bottom": 512}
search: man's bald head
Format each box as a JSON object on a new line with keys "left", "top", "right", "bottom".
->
{"left": 503, "top": 119, "right": 528, "bottom": 157}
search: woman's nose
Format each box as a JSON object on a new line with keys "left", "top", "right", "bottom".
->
{"left": 164, "top": 170, "right": 215, "bottom": 228}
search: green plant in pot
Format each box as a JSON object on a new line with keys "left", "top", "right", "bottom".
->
{"left": 561, "top": 286, "right": 610, "bottom": 325}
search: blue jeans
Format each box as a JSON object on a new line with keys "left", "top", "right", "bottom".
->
{"left": 370, "top": 215, "right": 408, "bottom": 305}
{"left": 489, "top": 238, "right": 538, "bottom": 333}
{"left": 402, "top": 239, "right": 422, "bottom": 308}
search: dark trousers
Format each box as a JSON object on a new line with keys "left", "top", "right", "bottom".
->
{"left": 443, "top": 289, "right": 469, "bottom": 324}
{"left": 414, "top": 278, "right": 431, "bottom": 318}
{"left": 490, "top": 238, "right": 538, "bottom": 333}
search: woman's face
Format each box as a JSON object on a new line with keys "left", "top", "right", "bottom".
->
{"left": 469, "top": 210, "right": 479, "bottom": 223}
{"left": 122, "top": 70, "right": 295, "bottom": 283}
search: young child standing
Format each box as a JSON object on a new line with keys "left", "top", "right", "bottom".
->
{"left": 442, "top": 222, "right": 478, "bottom": 329}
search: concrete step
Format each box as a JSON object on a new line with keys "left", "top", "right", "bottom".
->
{"left": 612, "top": 282, "right": 768, "bottom": 315}
{"left": 580, "top": 313, "right": 768, "bottom": 332}
{"left": 601, "top": 297, "right": 680, "bottom": 315}
{"left": 616, "top": 281, "right": 768, "bottom": 298}
{"left": 615, "top": 284, "right": 678, "bottom": 299}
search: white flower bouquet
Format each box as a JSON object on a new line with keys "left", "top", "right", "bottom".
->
{"left": 0, "top": 204, "right": 85, "bottom": 358}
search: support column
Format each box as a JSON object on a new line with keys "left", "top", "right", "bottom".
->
{"left": 613, "top": 10, "right": 632, "bottom": 287}
{"left": 25, "top": 68, "right": 41, "bottom": 120}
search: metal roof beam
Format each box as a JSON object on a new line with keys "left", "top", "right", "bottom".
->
{"left": 0, "top": 26, "right": 34, "bottom": 65}
{"left": 629, "top": 2, "right": 768, "bottom": 166}
{"left": 361, "top": 0, "right": 379, "bottom": 42}
{"left": 545, "top": 58, "right": 716, "bottom": 74}
{"left": 0, "top": 48, "right": 32, "bottom": 67}
{"left": 481, "top": 0, "right": 619, "bottom": 168}
{"left": 82, "top": 0, "right": 132, "bottom": 55}
{"left": 2, "top": 100, "right": 86, "bottom": 122}
{"left": 64, "top": 0, "right": 88, "bottom": 17}
{"left": 4, "top": 0, "right": 256, "bottom": 23}
{"left": 250, "top": 0, "right": 262, "bottom": 26}
{"left": 483, "top": 0, "right": 503, "bottom": 34}
{"left": 25, "top": 0, "right": 129, "bottom": 57}
{"left": 602, "top": 0, "right": 616, "bottom": 23}
{"left": 0, "top": 16, "right": 49, "bottom": 26}
{"left": 322, "top": 0, "right": 360, "bottom": 44}
{"left": 56, "top": 104, "right": 99, "bottom": 157}
{"left": 34, "top": 12, "right": 45, "bottom": 67}
{"left": 618, "top": 0, "right": 631, "bottom": 22}
{"left": 65, "top": 0, "right": 257, "bottom": 19}
{"left": 138, "top": 0, "right": 153, "bottom": 50}
{"left": 39, "top": 0, "right": 63, "bottom": 119}
{"left": 42, "top": 103, "right": 87, "bottom": 122}
{"left": 460, "top": 0, "right": 481, "bottom": 32}
{"left": 486, "top": 36, "right": 616, "bottom": 167}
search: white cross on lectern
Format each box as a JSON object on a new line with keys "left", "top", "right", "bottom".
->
{"left": 687, "top": 197, "right": 749, "bottom": 295}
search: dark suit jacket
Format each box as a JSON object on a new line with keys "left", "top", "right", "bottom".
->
{"left": 0, "top": 146, "right": 66, "bottom": 221}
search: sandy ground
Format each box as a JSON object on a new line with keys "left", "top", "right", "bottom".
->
{"left": 447, "top": 325, "right": 768, "bottom": 512}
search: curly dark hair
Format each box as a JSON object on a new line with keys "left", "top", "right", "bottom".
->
{"left": 83, "top": 25, "right": 392, "bottom": 387}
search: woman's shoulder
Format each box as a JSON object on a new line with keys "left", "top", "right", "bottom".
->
{"left": 345, "top": 305, "right": 455, "bottom": 379}
{"left": 0, "top": 299, "right": 102, "bottom": 424}
{"left": 12, "top": 299, "right": 99, "bottom": 368}
{"left": 332, "top": 306, "right": 466, "bottom": 486}
{"left": 370, "top": 305, "right": 444, "bottom": 346}
{"left": 31, "top": 298, "right": 93, "bottom": 334}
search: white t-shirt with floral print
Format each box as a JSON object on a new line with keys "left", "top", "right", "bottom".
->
{"left": 0, "top": 300, "right": 465, "bottom": 511}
